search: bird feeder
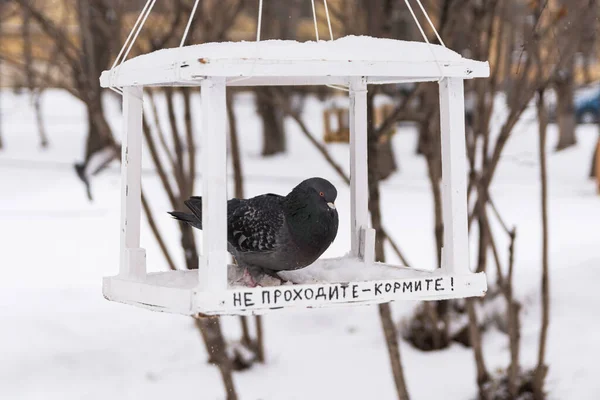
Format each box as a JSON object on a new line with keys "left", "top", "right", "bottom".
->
{"left": 323, "top": 95, "right": 396, "bottom": 144}
{"left": 99, "top": 1, "right": 489, "bottom": 316}
{"left": 323, "top": 96, "right": 350, "bottom": 143}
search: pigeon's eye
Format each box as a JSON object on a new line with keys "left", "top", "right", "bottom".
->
{"left": 319, "top": 191, "right": 324, "bottom": 197}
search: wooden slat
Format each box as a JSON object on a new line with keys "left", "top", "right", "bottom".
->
{"left": 99, "top": 59, "right": 490, "bottom": 88}
{"left": 199, "top": 77, "right": 228, "bottom": 292}
{"left": 349, "top": 77, "right": 369, "bottom": 258}
{"left": 119, "top": 86, "right": 145, "bottom": 279}
{"left": 439, "top": 78, "right": 470, "bottom": 274}
{"left": 102, "top": 265, "right": 487, "bottom": 316}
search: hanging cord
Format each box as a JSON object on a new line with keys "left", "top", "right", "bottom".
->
{"left": 414, "top": 0, "right": 445, "bottom": 47}
{"left": 403, "top": 0, "right": 445, "bottom": 81}
{"left": 111, "top": 0, "right": 154, "bottom": 69}
{"left": 323, "top": 0, "right": 334, "bottom": 40}
{"left": 228, "top": 0, "right": 264, "bottom": 86}
{"left": 311, "top": 0, "right": 319, "bottom": 41}
{"left": 256, "top": 0, "right": 263, "bottom": 41}
{"left": 404, "top": 0, "right": 430, "bottom": 45}
{"left": 180, "top": 0, "right": 201, "bottom": 47}
{"left": 108, "top": 0, "right": 156, "bottom": 93}
{"left": 323, "top": 0, "right": 341, "bottom": 91}
{"left": 120, "top": 0, "right": 157, "bottom": 68}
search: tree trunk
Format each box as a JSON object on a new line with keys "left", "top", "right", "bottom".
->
{"left": 376, "top": 135, "right": 398, "bottom": 181}
{"left": 256, "top": 88, "right": 286, "bottom": 156}
{"left": 589, "top": 128, "right": 599, "bottom": 184}
{"left": 195, "top": 317, "right": 239, "bottom": 400}
{"left": 32, "top": 90, "right": 49, "bottom": 148}
{"left": 506, "top": 228, "right": 521, "bottom": 398}
{"left": 533, "top": 90, "right": 550, "bottom": 400}
{"left": 469, "top": 213, "right": 491, "bottom": 395}
{"left": 554, "top": 59, "right": 577, "bottom": 151}
{"left": 367, "top": 91, "right": 410, "bottom": 400}
{"left": 466, "top": 299, "right": 489, "bottom": 393}
{"left": 23, "top": 4, "right": 48, "bottom": 148}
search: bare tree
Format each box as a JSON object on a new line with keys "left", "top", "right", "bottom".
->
{"left": 22, "top": 2, "right": 49, "bottom": 148}
{"left": 553, "top": 57, "right": 577, "bottom": 151}
{"left": 533, "top": 88, "right": 550, "bottom": 400}
{"left": 1, "top": 2, "right": 255, "bottom": 399}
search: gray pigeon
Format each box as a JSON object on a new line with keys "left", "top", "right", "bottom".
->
{"left": 168, "top": 177, "right": 339, "bottom": 286}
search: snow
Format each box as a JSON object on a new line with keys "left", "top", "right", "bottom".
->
{"left": 119, "top": 35, "right": 463, "bottom": 71}
{"left": 101, "top": 36, "right": 488, "bottom": 88}
{"left": 2, "top": 89, "right": 600, "bottom": 399}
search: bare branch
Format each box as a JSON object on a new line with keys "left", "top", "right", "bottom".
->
{"left": 141, "top": 191, "right": 178, "bottom": 271}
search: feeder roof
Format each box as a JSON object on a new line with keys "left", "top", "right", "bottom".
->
{"left": 100, "top": 35, "right": 489, "bottom": 88}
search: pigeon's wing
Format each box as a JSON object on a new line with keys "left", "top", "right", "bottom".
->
{"left": 183, "top": 197, "right": 244, "bottom": 228}
{"left": 184, "top": 197, "right": 203, "bottom": 220}
{"left": 228, "top": 194, "right": 285, "bottom": 253}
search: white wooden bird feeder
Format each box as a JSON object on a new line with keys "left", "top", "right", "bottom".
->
{"left": 99, "top": 0, "right": 489, "bottom": 316}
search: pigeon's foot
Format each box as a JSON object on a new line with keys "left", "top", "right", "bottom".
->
{"left": 256, "top": 275, "right": 284, "bottom": 287}
{"left": 242, "top": 268, "right": 258, "bottom": 288}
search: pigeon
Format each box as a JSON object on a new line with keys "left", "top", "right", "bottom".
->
{"left": 168, "top": 177, "right": 339, "bottom": 286}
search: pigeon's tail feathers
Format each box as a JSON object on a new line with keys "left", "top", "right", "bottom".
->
{"left": 184, "top": 196, "right": 203, "bottom": 220}
{"left": 168, "top": 211, "right": 202, "bottom": 230}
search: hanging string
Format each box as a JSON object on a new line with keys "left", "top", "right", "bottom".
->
{"left": 326, "top": 83, "right": 350, "bottom": 92}
{"left": 180, "top": 0, "right": 201, "bottom": 47}
{"left": 323, "top": 0, "right": 334, "bottom": 40}
{"left": 403, "top": 0, "right": 445, "bottom": 81}
{"left": 108, "top": 86, "right": 124, "bottom": 95}
{"left": 404, "top": 0, "right": 430, "bottom": 44}
{"left": 256, "top": 0, "right": 264, "bottom": 41}
{"left": 111, "top": 0, "right": 154, "bottom": 69}
{"left": 120, "top": 0, "right": 157, "bottom": 68}
{"left": 122, "top": 0, "right": 157, "bottom": 68}
{"left": 311, "top": 0, "right": 320, "bottom": 41}
{"left": 414, "top": 0, "right": 445, "bottom": 47}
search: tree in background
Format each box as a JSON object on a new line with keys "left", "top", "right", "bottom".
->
{"left": 2, "top": 0, "right": 598, "bottom": 399}
{"left": 0, "top": 2, "right": 257, "bottom": 399}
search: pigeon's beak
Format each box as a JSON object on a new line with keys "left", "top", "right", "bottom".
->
{"left": 327, "top": 202, "right": 336, "bottom": 210}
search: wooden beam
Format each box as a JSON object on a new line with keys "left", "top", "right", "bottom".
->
{"left": 119, "top": 86, "right": 145, "bottom": 279}
{"left": 439, "top": 78, "right": 470, "bottom": 274}
{"left": 199, "top": 77, "right": 228, "bottom": 292}
{"left": 349, "top": 77, "right": 369, "bottom": 258}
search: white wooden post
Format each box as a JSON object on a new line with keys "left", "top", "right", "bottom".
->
{"left": 349, "top": 77, "right": 370, "bottom": 259}
{"left": 119, "top": 86, "right": 146, "bottom": 279}
{"left": 439, "top": 77, "right": 470, "bottom": 274}
{"left": 199, "top": 77, "right": 228, "bottom": 291}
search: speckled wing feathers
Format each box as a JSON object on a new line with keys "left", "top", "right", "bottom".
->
{"left": 227, "top": 194, "right": 285, "bottom": 253}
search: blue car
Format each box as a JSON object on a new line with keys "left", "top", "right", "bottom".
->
{"left": 574, "top": 84, "right": 600, "bottom": 124}
{"left": 548, "top": 83, "right": 600, "bottom": 124}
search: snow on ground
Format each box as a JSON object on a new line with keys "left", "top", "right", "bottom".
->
{"left": 1, "top": 89, "right": 599, "bottom": 399}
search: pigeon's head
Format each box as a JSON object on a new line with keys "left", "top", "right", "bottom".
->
{"left": 294, "top": 177, "right": 338, "bottom": 211}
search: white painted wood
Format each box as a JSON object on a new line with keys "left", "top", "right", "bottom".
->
{"left": 119, "top": 86, "right": 145, "bottom": 279}
{"left": 227, "top": 76, "right": 350, "bottom": 87}
{"left": 197, "top": 272, "right": 487, "bottom": 315}
{"left": 102, "top": 266, "right": 487, "bottom": 316}
{"left": 103, "top": 274, "right": 196, "bottom": 315}
{"left": 199, "top": 77, "right": 228, "bottom": 292}
{"left": 125, "top": 248, "right": 146, "bottom": 279}
{"left": 102, "top": 36, "right": 490, "bottom": 316}
{"left": 349, "top": 77, "right": 369, "bottom": 258}
{"left": 100, "top": 59, "right": 489, "bottom": 88}
{"left": 362, "top": 228, "right": 377, "bottom": 264}
{"left": 439, "top": 78, "right": 470, "bottom": 274}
